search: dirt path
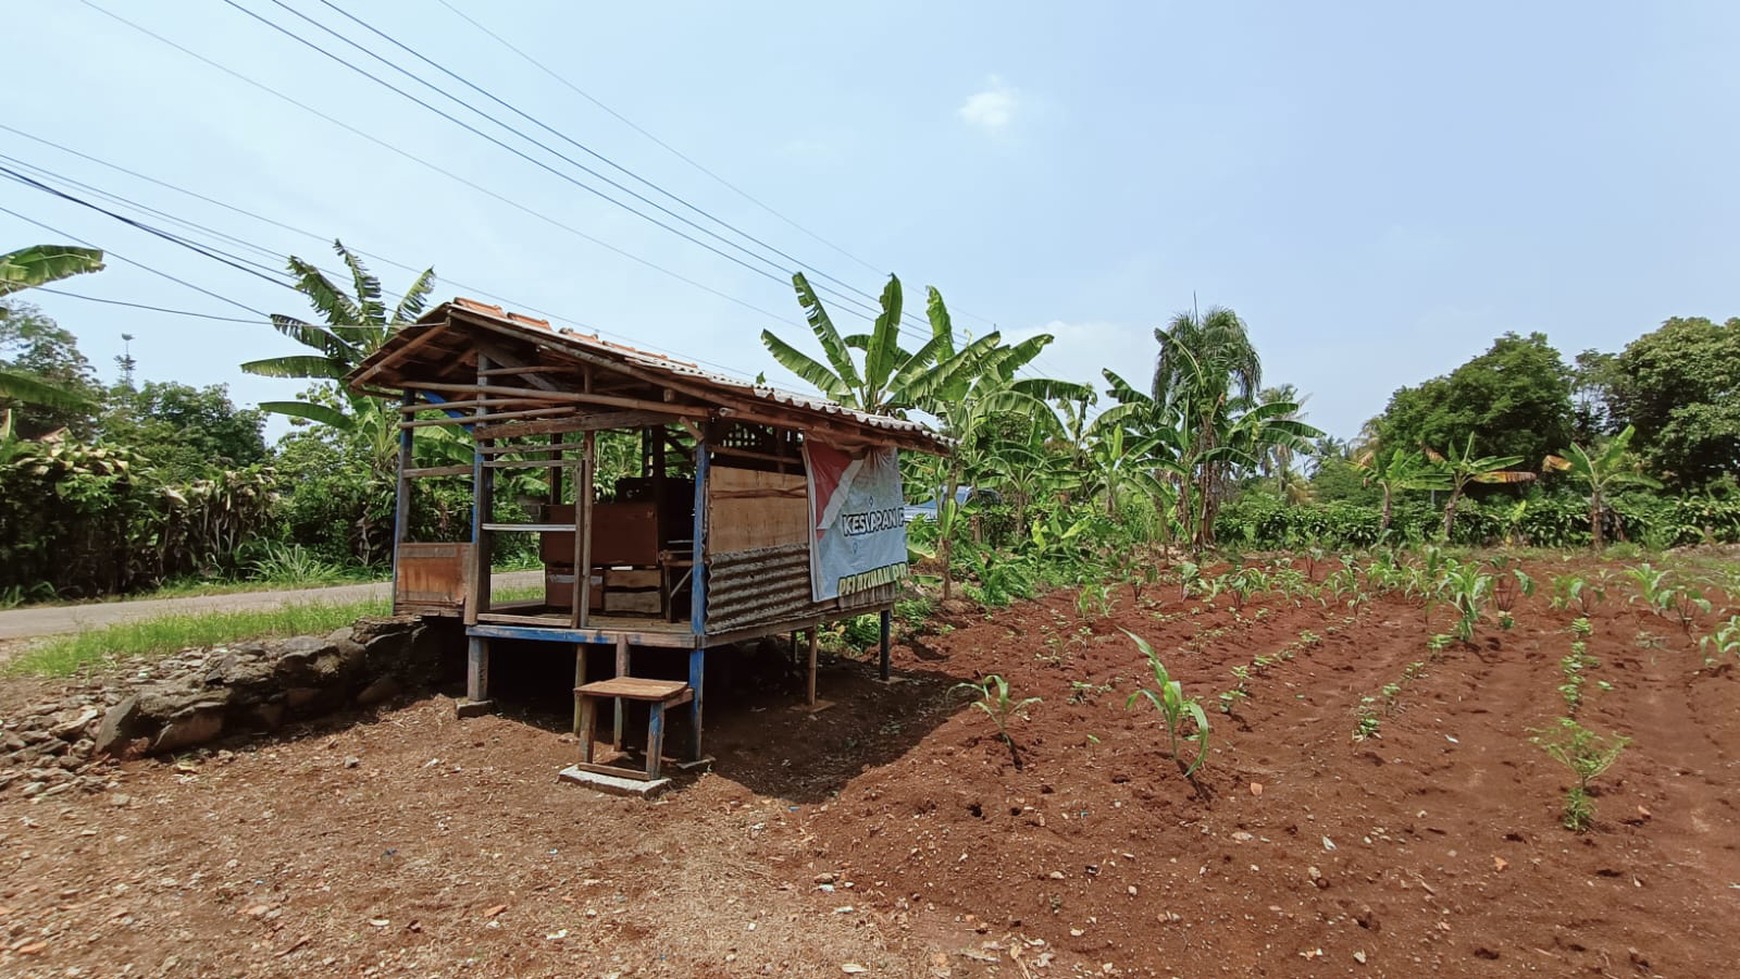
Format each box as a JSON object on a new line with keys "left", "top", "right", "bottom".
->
{"left": 0, "top": 572, "right": 542, "bottom": 643}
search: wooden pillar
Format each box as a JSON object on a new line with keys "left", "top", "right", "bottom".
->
{"left": 613, "top": 634, "right": 630, "bottom": 750}
{"left": 466, "top": 355, "right": 494, "bottom": 625}
{"left": 392, "top": 389, "right": 414, "bottom": 611}
{"left": 687, "top": 647, "right": 705, "bottom": 762}
{"left": 548, "top": 431, "right": 564, "bottom": 506}
{"left": 879, "top": 608, "right": 892, "bottom": 682}
{"left": 689, "top": 439, "right": 709, "bottom": 637}
{"left": 571, "top": 643, "right": 588, "bottom": 736}
{"left": 466, "top": 636, "right": 490, "bottom": 704}
{"left": 807, "top": 626, "right": 819, "bottom": 708}
{"left": 572, "top": 431, "right": 595, "bottom": 629}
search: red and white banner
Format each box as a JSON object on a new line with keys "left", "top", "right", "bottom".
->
{"left": 804, "top": 442, "right": 908, "bottom": 601}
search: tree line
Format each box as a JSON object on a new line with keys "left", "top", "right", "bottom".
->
{"left": 1, "top": 237, "right": 1735, "bottom": 604}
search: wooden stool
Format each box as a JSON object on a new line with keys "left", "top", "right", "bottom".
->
{"left": 574, "top": 677, "right": 693, "bottom": 781}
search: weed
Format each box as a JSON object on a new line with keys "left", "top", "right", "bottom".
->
{"left": 953, "top": 674, "right": 1041, "bottom": 767}
{"left": 0, "top": 581, "right": 55, "bottom": 609}
{"left": 1122, "top": 630, "right": 1210, "bottom": 778}
{"left": 1068, "top": 680, "right": 1113, "bottom": 704}
{"left": 1633, "top": 630, "right": 1665, "bottom": 650}
{"left": 246, "top": 542, "right": 350, "bottom": 585}
{"left": 1532, "top": 717, "right": 1630, "bottom": 832}
{"left": 1075, "top": 582, "right": 1113, "bottom": 621}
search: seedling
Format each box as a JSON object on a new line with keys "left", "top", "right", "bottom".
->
{"left": 1668, "top": 587, "right": 1712, "bottom": 638}
{"left": 1699, "top": 615, "right": 1740, "bottom": 667}
{"left": 1533, "top": 717, "right": 1630, "bottom": 833}
{"left": 1624, "top": 562, "right": 1674, "bottom": 615}
{"left": 1353, "top": 697, "right": 1382, "bottom": 740}
{"left": 1122, "top": 630, "right": 1210, "bottom": 778}
{"left": 954, "top": 674, "right": 1041, "bottom": 768}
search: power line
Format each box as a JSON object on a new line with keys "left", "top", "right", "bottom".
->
{"left": 428, "top": 0, "right": 883, "bottom": 278}
{"left": 221, "top": 0, "right": 867, "bottom": 315}
{"left": 231, "top": 0, "right": 948, "bottom": 345}
{"left": 0, "top": 164, "right": 294, "bottom": 293}
{"left": 312, "top": 0, "right": 906, "bottom": 322}
{"left": 0, "top": 203, "right": 269, "bottom": 317}
{"left": 33, "top": 287, "right": 263, "bottom": 324}
{"left": 0, "top": 130, "right": 773, "bottom": 379}
{"left": 74, "top": 0, "right": 795, "bottom": 330}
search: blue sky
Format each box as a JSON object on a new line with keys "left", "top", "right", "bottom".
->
{"left": 5, "top": 1, "right": 1739, "bottom": 441}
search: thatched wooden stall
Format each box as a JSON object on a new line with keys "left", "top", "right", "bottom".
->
{"left": 344, "top": 298, "right": 946, "bottom": 781}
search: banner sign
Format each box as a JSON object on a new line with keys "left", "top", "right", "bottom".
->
{"left": 805, "top": 441, "right": 908, "bottom": 601}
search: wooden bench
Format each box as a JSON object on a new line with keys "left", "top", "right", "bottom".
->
{"left": 573, "top": 677, "right": 693, "bottom": 781}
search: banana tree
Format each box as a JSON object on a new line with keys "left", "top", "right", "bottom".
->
{"left": 1426, "top": 436, "right": 1535, "bottom": 540}
{"left": 760, "top": 274, "right": 1007, "bottom": 416}
{"left": 1543, "top": 425, "right": 1661, "bottom": 548}
{"left": 1353, "top": 448, "right": 1451, "bottom": 536}
{"left": 1, "top": 245, "right": 105, "bottom": 438}
{"left": 243, "top": 240, "right": 435, "bottom": 429}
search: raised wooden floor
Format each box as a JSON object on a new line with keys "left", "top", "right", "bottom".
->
{"left": 469, "top": 609, "right": 698, "bottom": 647}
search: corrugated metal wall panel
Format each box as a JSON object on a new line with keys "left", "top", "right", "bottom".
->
{"left": 705, "top": 542, "right": 894, "bottom": 633}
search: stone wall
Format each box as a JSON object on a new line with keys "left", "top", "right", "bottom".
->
{"left": 0, "top": 616, "right": 449, "bottom": 801}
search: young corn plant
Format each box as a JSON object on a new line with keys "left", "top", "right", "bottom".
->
{"left": 1122, "top": 630, "right": 1211, "bottom": 778}
{"left": 1440, "top": 563, "right": 1493, "bottom": 643}
{"left": 954, "top": 674, "right": 1042, "bottom": 768}
{"left": 1699, "top": 615, "right": 1740, "bottom": 667}
{"left": 1624, "top": 562, "right": 1675, "bottom": 615}
{"left": 1491, "top": 565, "right": 1535, "bottom": 631}
{"left": 1668, "top": 587, "right": 1712, "bottom": 639}
{"left": 1532, "top": 717, "right": 1630, "bottom": 833}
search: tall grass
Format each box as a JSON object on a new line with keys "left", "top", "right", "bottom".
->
{"left": 5, "top": 598, "right": 395, "bottom": 678}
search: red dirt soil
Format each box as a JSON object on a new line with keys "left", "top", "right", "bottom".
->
{"left": 3, "top": 560, "right": 1737, "bottom": 977}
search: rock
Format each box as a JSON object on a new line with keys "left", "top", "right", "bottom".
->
{"left": 20, "top": 781, "right": 46, "bottom": 797}
{"left": 343, "top": 756, "right": 360, "bottom": 769}
{"left": 355, "top": 676, "right": 402, "bottom": 707}
{"left": 93, "top": 697, "right": 142, "bottom": 757}
{"left": 249, "top": 701, "right": 286, "bottom": 730}
{"left": 50, "top": 708, "right": 100, "bottom": 740}
{"left": 152, "top": 704, "right": 226, "bottom": 754}
{"left": 284, "top": 687, "right": 324, "bottom": 711}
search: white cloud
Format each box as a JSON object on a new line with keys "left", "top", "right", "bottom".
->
{"left": 958, "top": 75, "right": 1020, "bottom": 133}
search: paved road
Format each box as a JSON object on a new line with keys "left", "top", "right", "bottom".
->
{"left": 0, "top": 571, "right": 544, "bottom": 642}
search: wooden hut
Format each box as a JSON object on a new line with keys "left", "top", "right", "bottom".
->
{"left": 344, "top": 298, "right": 946, "bottom": 781}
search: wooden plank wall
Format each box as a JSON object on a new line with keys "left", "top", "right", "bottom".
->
{"left": 706, "top": 465, "right": 808, "bottom": 553}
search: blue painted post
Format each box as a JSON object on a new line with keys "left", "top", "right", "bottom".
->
{"left": 689, "top": 437, "right": 709, "bottom": 637}
{"left": 688, "top": 648, "right": 705, "bottom": 762}
{"left": 879, "top": 609, "right": 892, "bottom": 681}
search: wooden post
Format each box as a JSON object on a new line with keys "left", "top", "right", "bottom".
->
{"left": 572, "top": 431, "right": 595, "bottom": 629}
{"left": 577, "top": 692, "right": 596, "bottom": 763}
{"left": 879, "top": 608, "right": 892, "bottom": 681}
{"left": 689, "top": 438, "right": 709, "bottom": 637}
{"left": 571, "top": 643, "right": 588, "bottom": 736}
{"left": 613, "top": 634, "right": 630, "bottom": 750}
{"left": 466, "top": 636, "right": 490, "bottom": 704}
{"left": 467, "top": 355, "right": 494, "bottom": 625}
{"left": 687, "top": 647, "right": 705, "bottom": 762}
{"left": 548, "top": 431, "right": 563, "bottom": 506}
{"left": 646, "top": 702, "right": 667, "bottom": 780}
{"left": 392, "top": 390, "right": 414, "bottom": 612}
{"left": 807, "top": 626, "right": 819, "bottom": 708}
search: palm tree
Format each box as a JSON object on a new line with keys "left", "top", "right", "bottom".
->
{"left": 1, "top": 245, "right": 105, "bottom": 437}
{"left": 1426, "top": 436, "right": 1535, "bottom": 540}
{"left": 1543, "top": 425, "right": 1661, "bottom": 548}
{"left": 1150, "top": 305, "right": 1264, "bottom": 550}
{"left": 759, "top": 274, "right": 1005, "bottom": 416}
{"left": 242, "top": 240, "right": 434, "bottom": 431}
{"left": 1353, "top": 448, "right": 1450, "bottom": 535}
{"left": 1257, "top": 384, "right": 1310, "bottom": 494}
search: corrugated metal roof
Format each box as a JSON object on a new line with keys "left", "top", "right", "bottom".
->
{"left": 437, "top": 298, "right": 947, "bottom": 446}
